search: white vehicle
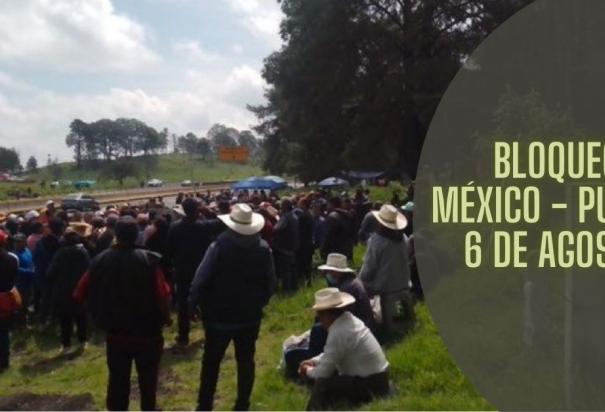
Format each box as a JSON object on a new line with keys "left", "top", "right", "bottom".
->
{"left": 50, "top": 181, "right": 60, "bottom": 188}
{"left": 181, "top": 179, "right": 193, "bottom": 187}
{"left": 147, "top": 179, "right": 163, "bottom": 188}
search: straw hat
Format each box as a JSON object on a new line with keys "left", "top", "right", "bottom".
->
{"left": 318, "top": 253, "right": 355, "bottom": 273}
{"left": 68, "top": 222, "right": 92, "bottom": 238}
{"left": 373, "top": 204, "right": 408, "bottom": 231}
{"left": 218, "top": 203, "right": 264, "bottom": 236}
{"left": 312, "top": 288, "right": 356, "bottom": 311}
{"left": 259, "top": 202, "right": 279, "bottom": 220}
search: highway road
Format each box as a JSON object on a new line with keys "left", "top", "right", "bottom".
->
{"left": 0, "top": 182, "right": 235, "bottom": 215}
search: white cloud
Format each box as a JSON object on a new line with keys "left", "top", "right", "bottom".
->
{"left": 0, "top": 0, "right": 159, "bottom": 73}
{"left": 225, "top": 0, "right": 282, "bottom": 49}
{"left": 232, "top": 43, "right": 244, "bottom": 54}
{"left": 173, "top": 40, "right": 222, "bottom": 64}
{"left": 0, "top": 65, "right": 267, "bottom": 162}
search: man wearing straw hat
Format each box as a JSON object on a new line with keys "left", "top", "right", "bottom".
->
{"left": 359, "top": 204, "right": 411, "bottom": 297}
{"left": 299, "top": 288, "right": 390, "bottom": 410}
{"left": 189, "top": 203, "right": 276, "bottom": 411}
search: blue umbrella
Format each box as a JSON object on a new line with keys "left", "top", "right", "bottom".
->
{"left": 264, "top": 175, "right": 288, "bottom": 188}
{"left": 232, "top": 177, "right": 284, "bottom": 190}
{"left": 318, "top": 177, "right": 350, "bottom": 188}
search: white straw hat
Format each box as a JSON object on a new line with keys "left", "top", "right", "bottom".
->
{"left": 312, "top": 288, "right": 356, "bottom": 311}
{"left": 218, "top": 203, "right": 265, "bottom": 236}
{"left": 372, "top": 204, "right": 408, "bottom": 231}
{"left": 318, "top": 253, "right": 355, "bottom": 273}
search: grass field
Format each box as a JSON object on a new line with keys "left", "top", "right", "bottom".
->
{"left": 0, "top": 154, "right": 263, "bottom": 201}
{"left": 0, "top": 246, "right": 491, "bottom": 411}
{"left": 0, "top": 185, "right": 492, "bottom": 410}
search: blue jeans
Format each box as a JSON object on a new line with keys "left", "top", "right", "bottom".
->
{"left": 284, "top": 323, "right": 327, "bottom": 379}
{"left": 0, "top": 326, "right": 9, "bottom": 369}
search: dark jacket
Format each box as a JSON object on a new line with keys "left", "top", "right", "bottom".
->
{"left": 0, "top": 250, "right": 17, "bottom": 292}
{"left": 47, "top": 243, "right": 90, "bottom": 317}
{"left": 338, "top": 277, "right": 376, "bottom": 332}
{"left": 95, "top": 229, "right": 115, "bottom": 254}
{"left": 188, "top": 230, "right": 276, "bottom": 326}
{"left": 272, "top": 211, "right": 299, "bottom": 254}
{"left": 33, "top": 234, "right": 61, "bottom": 279}
{"left": 87, "top": 247, "right": 166, "bottom": 336}
{"left": 321, "top": 209, "right": 355, "bottom": 259}
{"left": 166, "top": 218, "right": 217, "bottom": 280}
{"left": 295, "top": 208, "right": 314, "bottom": 250}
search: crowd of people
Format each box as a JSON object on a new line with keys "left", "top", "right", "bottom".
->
{"left": 0, "top": 182, "right": 418, "bottom": 411}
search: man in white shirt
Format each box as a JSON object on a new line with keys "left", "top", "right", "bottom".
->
{"left": 299, "top": 288, "right": 390, "bottom": 410}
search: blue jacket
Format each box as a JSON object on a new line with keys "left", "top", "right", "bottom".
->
{"left": 16, "top": 248, "right": 35, "bottom": 279}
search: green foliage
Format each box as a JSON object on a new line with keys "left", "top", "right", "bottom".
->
{"left": 26, "top": 156, "right": 38, "bottom": 172}
{"left": 65, "top": 118, "right": 167, "bottom": 166}
{"left": 251, "top": 0, "right": 534, "bottom": 181}
{"left": 0, "top": 147, "right": 21, "bottom": 172}
{"left": 0, "top": 258, "right": 491, "bottom": 411}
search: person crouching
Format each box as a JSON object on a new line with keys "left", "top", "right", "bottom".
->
{"left": 299, "top": 288, "right": 390, "bottom": 411}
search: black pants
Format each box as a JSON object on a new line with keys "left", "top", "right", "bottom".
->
{"left": 59, "top": 312, "right": 87, "bottom": 347}
{"left": 176, "top": 274, "right": 194, "bottom": 345}
{"left": 296, "top": 245, "right": 314, "bottom": 284}
{"left": 198, "top": 323, "right": 260, "bottom": 411}
{"left": 307, "top": 370, "right": 390, "bottom": 411}
{"left": 274, "top": 250, "right": 297, "bottom": 292}
{"left": 106, "top": 334, "right": 164, "bottom": 411}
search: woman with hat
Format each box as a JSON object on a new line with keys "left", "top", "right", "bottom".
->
{"left": 46, "top": 225, "right": 91, "bottom": 354}
{"left": 299, "top": 288, "right": 390, "bottom": 410}
{"left": 358, "top": 204, "right": 411, "bottom": 297}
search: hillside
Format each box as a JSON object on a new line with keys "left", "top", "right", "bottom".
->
{"left": 0, "top": 154, "right": 263, "bottom": 201}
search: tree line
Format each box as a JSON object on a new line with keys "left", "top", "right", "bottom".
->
{"left": 66, "top": 118, "right": 168, "bottom": 168}
{"left": 66, "top": 119, "right": 262, "bottom": 169}
{"left": 250, "top": 0, "right": 534, "bottom": 182}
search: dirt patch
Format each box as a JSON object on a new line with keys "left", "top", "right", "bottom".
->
{"left": 0, "top": 393, "right": 94, "bottom": 411}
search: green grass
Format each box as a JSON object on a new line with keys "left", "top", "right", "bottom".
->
{"left": 0, "top": 245, "right": 491, "bottom": 411}
{"left": 0, "top": 154, "right": 263, "bottom": 201}
{"left": 0, "top": 185, "right": 491, "bottom": 410}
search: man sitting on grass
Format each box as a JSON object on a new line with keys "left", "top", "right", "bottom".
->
{"left": 299, "top": 288, "right": 390, "bottom": 411}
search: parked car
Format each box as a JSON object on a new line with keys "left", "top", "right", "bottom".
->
{"left": 147, "top": 179, "right": 163, "bottom": 188}
{"left": 73, "top": 180, "right": 96, "bottom": 190}
{"left": 50, "top": 181, "right": 60, "bottom": 188}
{"left": 61, "top": 193, "right": 100, "bottom": 211}
{"left": 181, "top": 179, "right": 193, "bottom": 187}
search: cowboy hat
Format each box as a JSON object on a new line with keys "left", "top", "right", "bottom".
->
{"left": 259, "top": 202, "right": 279, "bottom": 219}
{"left": 318, "top": 253, "right": 355, "bottom": 273}
{"left": 373, "top": 204, "right": 408, "bottom": 231}
{"left": 312, "top": 288, "right": 356, "bottom": 311}
{"left": 68, "top": 222, "right": 93, "bottom": 238}
{"left": 218, "top": 203, "right": 265, "bottom": 236}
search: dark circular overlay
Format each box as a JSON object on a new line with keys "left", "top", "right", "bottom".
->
{"left": 415, "top": 1, "right": 605, "bottom": 410}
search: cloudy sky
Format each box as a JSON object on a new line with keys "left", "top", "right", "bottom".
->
{"left": 0, "top": 0, "right": 283, "bottom": 163}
